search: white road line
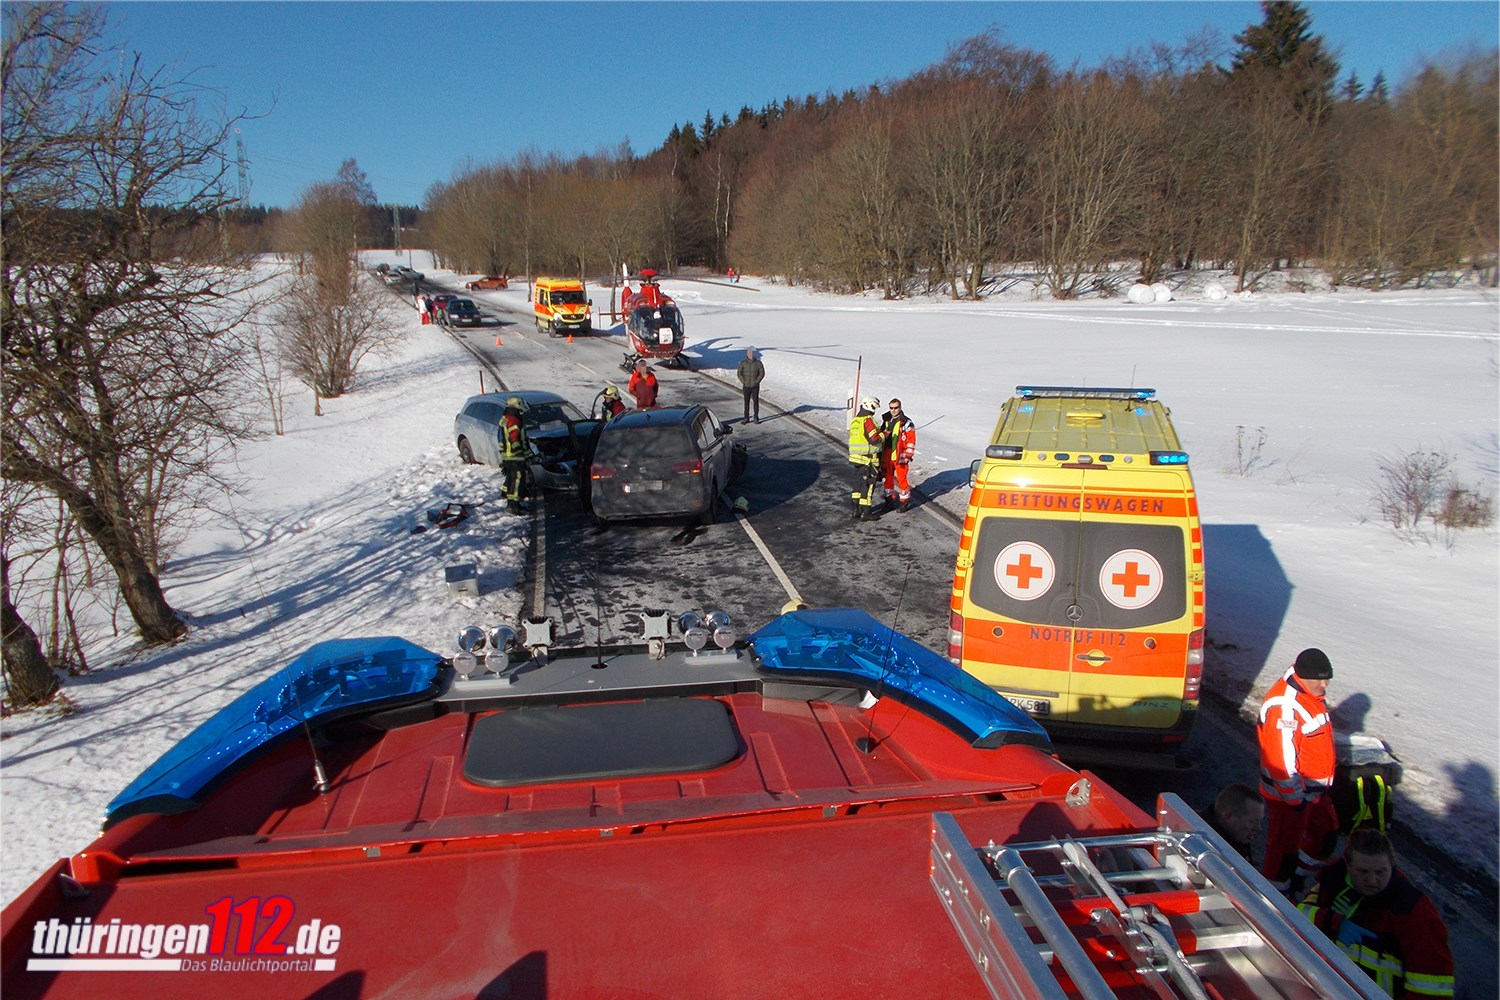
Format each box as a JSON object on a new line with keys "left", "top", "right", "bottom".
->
{"left": 734, "top": 513, "right": 804, "bottom": 607}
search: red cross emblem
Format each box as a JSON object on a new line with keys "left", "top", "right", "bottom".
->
{"left": 1098, "top": 549, "right": 1163, "bottom": 609}
{"left": 994, "top": 541, "right": 1055, "bottom": 601}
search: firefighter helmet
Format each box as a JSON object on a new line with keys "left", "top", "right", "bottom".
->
{"left": 602, "top": 385, "right": 619, "bottom": 399}
{"left": 859, "top": 395, "right": 879, "bottom": 412}
{"left": 505, "top": 396, "right": 526, "bottom": 411}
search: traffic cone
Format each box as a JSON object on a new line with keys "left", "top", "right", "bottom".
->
{"left": 495, "top": 334, "right": 503, "bottom": 346}
{"left": 567, "top": 333, "right": 574, "bottom": 344}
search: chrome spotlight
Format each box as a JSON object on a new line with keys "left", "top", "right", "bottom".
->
{"left": 457, "top": 625, "right": 486, "bottom": 652}
{"left": 677, "top": 611, "right": 703, "bottom": 635}
{"left": 705, "top": 610, "right": 732, "bottom": 631}
{"left": 485, "top": 625, "right": 518, "bottom": 675}
{"left": 682, "top": 623, "right": 710, "bottom": 655}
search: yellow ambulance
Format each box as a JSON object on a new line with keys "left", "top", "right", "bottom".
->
{"left": 948, "top": 386, "right": 1205, "bottom": 745}
{"left": 531, "top": 277, "right": 592, "bottom": 338}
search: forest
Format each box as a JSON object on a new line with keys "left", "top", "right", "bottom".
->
{"left": 405, "top": 4, "right": 1496, "bottom": 298}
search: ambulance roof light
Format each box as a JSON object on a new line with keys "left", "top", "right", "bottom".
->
{"left": 1016, "top": 385, "right": 1156, "bottom": 401}
{"left": 1150, "top": 450, "right": 1189, "bottom": 465}
{"left": 985, "top": 444, "right": 1025, "bottom": 460}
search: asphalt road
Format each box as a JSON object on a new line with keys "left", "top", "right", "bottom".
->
{"left": 398, "top": 272, "right": 1497, "bottom": 998}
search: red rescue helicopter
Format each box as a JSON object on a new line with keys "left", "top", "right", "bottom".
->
{"left": 618, "top": 268, "right": 690, "bottom": 371}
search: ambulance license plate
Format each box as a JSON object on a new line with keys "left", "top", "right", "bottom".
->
{"left": 623, "top": 481, "right": 664, "bottom": 493}
{"left": 1004, "top": 696, "right": 1051, "bottom": 716}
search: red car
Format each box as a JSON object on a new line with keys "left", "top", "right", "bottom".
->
{"left": 466, "top": 275, "right": 509, "bottom": 290}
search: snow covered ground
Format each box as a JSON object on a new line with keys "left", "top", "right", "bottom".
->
{"left": 4, "top": 253, "right": 1496, "bottom": 921}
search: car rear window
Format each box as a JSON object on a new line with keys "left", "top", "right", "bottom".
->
{"left": 596, "top": 425, "right": 695, "bottom": 466}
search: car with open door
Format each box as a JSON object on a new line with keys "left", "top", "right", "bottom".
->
{"left": 454, "top": 390, "right": 600, "bottom": 491}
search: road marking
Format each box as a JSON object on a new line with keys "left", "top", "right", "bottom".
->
{"left": 734, "top": 513, "right": 804, "bottom": 607}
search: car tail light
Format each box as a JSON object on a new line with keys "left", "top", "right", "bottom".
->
{"left": 590, "top": 465, "right": 615, "bottom": 480}
{"left": 947, "top": 609, "right": 964, "bottom": 664}
{"left": 672, "top": 458, "right": 702, "bottom": 475}
{"left": 1183, "top": 628, "right": 1204, "bottom": 700}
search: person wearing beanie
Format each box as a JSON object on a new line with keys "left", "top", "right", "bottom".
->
{"left": 1257, "top": 647, "right": 1338, "bottom": 896}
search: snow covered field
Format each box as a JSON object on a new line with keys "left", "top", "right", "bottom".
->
{"left": 3, "top": 253, "right": 1496, "bottom": 916}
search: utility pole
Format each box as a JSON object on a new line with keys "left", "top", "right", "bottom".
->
{"left": 393, "top": 205, "right": 402, "bottom": 256}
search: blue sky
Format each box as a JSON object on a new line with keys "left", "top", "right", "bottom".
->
{"left": 101, "top": 1, "right": 1499, "bottom": 209}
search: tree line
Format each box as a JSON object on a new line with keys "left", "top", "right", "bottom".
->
{"left": 424, "top": 4, "right": 1496, "bottom": 297}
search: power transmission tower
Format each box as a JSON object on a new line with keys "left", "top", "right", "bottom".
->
{"left": 234, "top": 129, "right": 250, "bottom": 206}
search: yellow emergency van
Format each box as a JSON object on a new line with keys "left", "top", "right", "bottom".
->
{"left": 532, "top": 277, "right": 592, "bottom": 338}
{"left": 948, "top": 386, "right": 1205, "bottom": 745}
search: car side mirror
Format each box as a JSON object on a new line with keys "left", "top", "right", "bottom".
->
{"left": 968, "top": 458, "right": 982, "bottom": 486}
{"left": 720, "top": 423, "right": 732, "bottom": 436}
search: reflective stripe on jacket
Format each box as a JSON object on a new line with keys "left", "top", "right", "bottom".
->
{"left": 1299, "top": 866, "right": 1455, "bottom": 998}
{"left": 1257, "top": 667, "right": 1335, "bottom": 805}
{"left": 879, "top": 413, "right": 915, "bottom": 463}
{"left": 501, "top": 412, "right": 527, "bottom": 461}
{"left": 847, "top": 413, "right": 881, "bottom": 464}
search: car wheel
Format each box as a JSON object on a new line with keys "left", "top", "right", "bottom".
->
{"left": 699, "top": 481, "right": 719, "bottom": 526}
{"left": 458, "top": 438, "right": 476, "bottom": 464}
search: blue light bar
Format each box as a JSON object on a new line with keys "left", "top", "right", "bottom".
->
{"left": 106, "top": 637, "right": 443, "bottom": 824}
{"left": 1150, "top": 450, "right": 1190, "bottom": 465}
{"left": 1016, "top": 385, "right": 1156, "bottom": 401}
{"left": 748, "top": 609, "right": 1051, "bottom": 751}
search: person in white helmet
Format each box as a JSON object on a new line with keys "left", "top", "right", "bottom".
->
{"left": 846, "top": 395, "right": 884, "bottom": 520}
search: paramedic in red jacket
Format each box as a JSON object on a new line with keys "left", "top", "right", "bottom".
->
{"left": 1298, "top": 828, "right": 1455, "bottom": 998}
{"left": 1257, "top": 647, "right": 1338, "bottom": 895}
{"left": 628, "top": 360, "right": 658, "bottom": 409}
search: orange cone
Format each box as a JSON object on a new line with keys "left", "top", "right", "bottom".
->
{"left": 494, "top": 335, "right": 503, "bottom": 346}
{"left": 567, "top": 333, "right": 574, "bottom": 344}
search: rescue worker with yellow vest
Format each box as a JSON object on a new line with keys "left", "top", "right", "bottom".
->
{"left": 1257, "top": 647, "right": 1339, "bottom": 896}
{"left": 878, "top": 398, "right": 916, "bottom": 512}
{"left": 847, "top": 396, "right": 884, "bottom": 520}
{"left": 1298, "top": 828, "right": 1455, "bottom": 999}
{"left": 499, "top": 396, "right": 530, "bottom": 514}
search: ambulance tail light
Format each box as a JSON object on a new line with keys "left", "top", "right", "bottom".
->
{"left": 947, "top": 610, "right": 963, "bottom": 664}
{"left": 1150, "top": 450, "right": 1190, "bottom": 466}
{"left": 984, "top": 444, "right": 1025, "bottom": 460}
{"left": 590, "top": 464, "right": 615, "bottom": 480}
{"left": 1184, "top": 628, "right": 1204, "bottom": 700}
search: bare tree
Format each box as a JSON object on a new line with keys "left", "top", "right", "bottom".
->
{"left": 1034, "top": 72, "right": 1154, "bottom": 298}
{"left": 2, "top": 3, "right": 260, "bottom": 647}
{"left": 274, "top": 259, "right": 400, "bottom": 399}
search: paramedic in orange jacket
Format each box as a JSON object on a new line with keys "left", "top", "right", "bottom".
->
{"left": 628, "top": 360, "right": 659, "bottom": 409}
{"left": 1257, "top": 647, "right": 1338, "bottom": 895}
{"left": 878, "top": 398, "right": 916, "bottom": 512}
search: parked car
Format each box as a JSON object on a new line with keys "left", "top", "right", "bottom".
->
{"left": 373, "top": 263, "right": 391, "bottom": 276}
{"left": 395, "top": 266, "right": 423, "bottom": 281}
{"left": 588, "top": 405, "right": 747, "bottom": 525}
{"left": 466, "top": 275, "right": 509, "bottom": 291}
{"left": 445, "top": 298, "right": 483, "bottom": 326}
{"left": 454, "top": 391, "right": 600, "bottom": 491}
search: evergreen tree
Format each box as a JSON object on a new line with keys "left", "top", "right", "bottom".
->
{"left": 1367, "top": 71, "right": 1390, "bottom": 105}
{"left": 1229, "top": 0, "right": 1339, "bottom": 118}
{"left": 1340, "top": 71, "right": 1363, "bottom": 102}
